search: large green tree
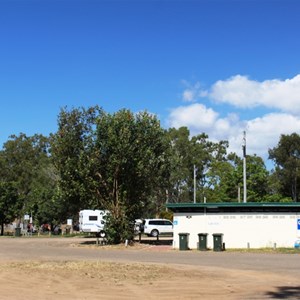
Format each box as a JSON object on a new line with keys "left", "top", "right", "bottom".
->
{"left": 0, "top": 133, "right": 52, "bottom": 225}
{"left": 0, "top": 181, "right": 20, "bottom": 235}
{"left": 51, "top": 107, "right": 170, "bottom": 242}
{"left": 246, "top": 155, "right": 269, "bottom": 202}
{"left": 92, "top": 109, "right": 170, "bottom": 243}
{"left": 207, "top": 153, "right": 269, "bottom": 202}
{"left": 167, "top": 127, "right": 192, "bottom": 202}
{"left": 167, "top": 127, "right": 229, "bottom": 203}
{"left": 192, "top": 134, "right": 228, "bottom": 203}
{"left": 50, "top": 106, "right": 102, "bottom": 219}
{"left": 205, "top": 153, "right": 239, "bottom": 202}
{"left": 269, "top": 133, "right": 300, "bottom": 202}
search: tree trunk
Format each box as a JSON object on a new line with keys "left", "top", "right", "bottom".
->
{"left": 1, "top": 221, "right": 4, "bottom": 236}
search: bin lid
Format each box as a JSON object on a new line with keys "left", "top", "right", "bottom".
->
{"left": 178, "top": 232, "right": 190, "bottom": 235}
{"left": 198, "top": 233, "right": 208, "bottom": 235}
{"left": 212, "top": 233, "right": 223, "bottom": 236}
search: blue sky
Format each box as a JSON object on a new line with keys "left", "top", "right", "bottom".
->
{"left": 1, "top": 0, "right": 300, "bottom": 167}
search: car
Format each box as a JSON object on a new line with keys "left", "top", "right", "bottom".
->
{"left": 142, "top": 219, "right": 173, "bottom": 237}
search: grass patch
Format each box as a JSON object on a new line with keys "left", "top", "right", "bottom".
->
{"left": 225, "top": 247, "right": 300, "bottom": 254}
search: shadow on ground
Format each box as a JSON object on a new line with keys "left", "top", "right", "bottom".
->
{"left": 265, "top": 286, "right": 300, "bottom": 299}
{"left": 78, "top": 236, "right": 173, "bottom": 246}
{"left": 134, "top": 235, "right": 173, "bottom": 246}
{"left": 78, "top": 236, "right": 108, "bottom": 245}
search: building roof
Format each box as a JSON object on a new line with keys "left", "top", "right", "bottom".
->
{"left": 166, "top": 202, "right": 300, "bottom": 213}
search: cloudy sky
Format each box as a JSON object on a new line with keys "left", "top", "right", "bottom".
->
{"left": 168, "top": 75, "right": 300, "bottom": 164}
{"left": 1, "top": 0, "right": 300, "bottom": 168}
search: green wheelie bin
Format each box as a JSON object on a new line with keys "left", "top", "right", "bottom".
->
{"left": 213, "top": 233, "right": 223, "bottom": 251}
{"left": 178, "top": 233, "right": 190, "bottom": 250}
{"left": 15, "top": 227, "right": 21, "bottom": 237}
{"left": 198, "top": 233, "right": 208, "bottom": 250}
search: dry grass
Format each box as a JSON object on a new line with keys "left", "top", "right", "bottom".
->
{"left": 0, "top": 260, "right": 173, "bottom": 284}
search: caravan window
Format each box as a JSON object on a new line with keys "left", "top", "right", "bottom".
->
{"left": 89, "top": 216, "right": 98, "bottom": 221}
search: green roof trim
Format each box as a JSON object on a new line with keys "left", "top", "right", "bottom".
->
{"left": 166, "top": 202, "right": 300, "bottom": 213}
{"left": 166, "top": 202, "right": 300, "bottom": 208}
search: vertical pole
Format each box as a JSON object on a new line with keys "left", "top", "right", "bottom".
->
{"left": 242, "top": 131, "right": 247, "bottom": 203}
{"left": 292, "top": 150, "right": 299, "bottom": 202}
{"left": 165, "top": 189, "right": 169, "bottom": 211}
{"left": 295, "top": 170, "right": 297, "bottom": 202}
{"left": 297, "top": 166, "right": 298, "bottom": 202}
{"left": 193, "top": 165, "right": 196, "bottom": 203}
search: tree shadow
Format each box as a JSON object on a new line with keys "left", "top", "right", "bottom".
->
{"left": 77, "top": 235, "right": 173, "bottom": 246}
{"left": 79, "top": 236, "right": 108, "bottom": 245}
{"left": 134, "top": 236, "right": 173, "bottom": 246}
{"left": 265, "top": 286, "right": 300, "bottom": 299}
{"left": 80, "top": 240, "right": 100, "bottom": 245}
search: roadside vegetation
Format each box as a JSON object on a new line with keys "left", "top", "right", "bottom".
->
{"left": 1, "top": 105, "right": 300, "bottom": 242}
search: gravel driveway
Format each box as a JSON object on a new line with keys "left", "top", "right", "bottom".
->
{"left": 1, "top": 237, "right": 300, "bottom": 275}
{"left": 1, "top": 237, "right": 300, "bottom": 299}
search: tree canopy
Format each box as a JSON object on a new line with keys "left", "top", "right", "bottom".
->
{"left": 1, "top": 106, "right": 298, "bottom": 239}
{"left": 269, "top": 133, "right": 300, "bottom": 202}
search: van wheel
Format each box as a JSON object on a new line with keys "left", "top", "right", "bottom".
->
{"left": 151, "top": 229, "right": 159, "bottom": 237}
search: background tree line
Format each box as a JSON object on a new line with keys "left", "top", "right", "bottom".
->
{"left": 1, "top": 106, "right": 300, "bottom": 240}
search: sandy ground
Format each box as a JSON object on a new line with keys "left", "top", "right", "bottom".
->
{"left": 0, "top": 237, "right": 300, "bottom": 299}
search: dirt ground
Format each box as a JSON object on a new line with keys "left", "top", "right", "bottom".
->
{"left": 0, "top": 237, "right": 300, "bottom": 300}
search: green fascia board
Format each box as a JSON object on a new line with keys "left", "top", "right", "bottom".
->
{"left": 166, "top": 202, "right": 300, "bottom": 212}
{"left": 167, "top": 202, "right": 300, "bottom": 208}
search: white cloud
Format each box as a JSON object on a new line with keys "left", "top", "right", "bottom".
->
{"left": 182, "top": 82, "right": 202, "bottom": 102}
{"left": 167, "top": 103, "right": 244, "bottom": 153}
{"left": 166, "top": 74, "right": 300, "bottom": 167}
{"left": 167, "top": 103, "right": 219, "bottom": 130}
{"left": 182, "top": 90, "right": 195, "bottom": 102}
{"left": 204, "top": 74, "right": 300, "bottom": 114}
{"left": 244, "top": 113, "right": 300, "bottom": 156}
{"left": 167, "top": 102, "right": 300, "bottom": 162}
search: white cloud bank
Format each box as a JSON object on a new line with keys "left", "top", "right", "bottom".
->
{"left": 207, "top": 74, "right": 300, "bottom": 113}
{"left": 167, "top": 75, "right": 300, "bottom": 164}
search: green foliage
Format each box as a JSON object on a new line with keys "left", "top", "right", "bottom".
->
{"left": 245, "top": 155, "right": 269, "bottom": 202}
{"left": 104, "top": 211, "right": 135, "bottom": 244}
{"left": 51, "top": 107, "right": 170, "bottom": 243}
{"left": 1, "top": 106, "right": 293, "bottom": 239}
{"left": 167, "top": 127, "right": 230, "bottom": 203}
{"left": 0, "top": 133, "right": 52, "bottom": 225}
{"left": 0, "top": 181, "right": 21, "bottom": 235}
{"left": 50, "top": 106, "right": 103, "bottom": 218}
{"left": 92, "top": 109, "right": 170, "bottom": 243}
{"left": 269, "top": 133, "right": 300, "bottom": 201}
{"left": 159, "top": 210, "right": 173, "bottom": 221}
{"left": 205, "top": 159, "right": 239, "bottom": 202}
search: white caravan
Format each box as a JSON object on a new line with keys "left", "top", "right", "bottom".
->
{"left": 79, "top": 210, "right": 107, "bottom": 237}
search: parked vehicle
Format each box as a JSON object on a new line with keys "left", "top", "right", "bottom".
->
{"left": 79, "top": 210, "right": 108, "bottom": 237}
{"left": 52, "top": 225, "right": 62, "bottom": 235}
{"left": 134, "top": 219, "right": 143, "bottom": 235}
{"left": 142, "top": 219, "right": 173, "bottom": 237}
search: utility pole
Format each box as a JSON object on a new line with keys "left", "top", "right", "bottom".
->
{"left": 292, "top": 150, "right": 300, "bottom": 202}
{"left": 193, "top": 165, "right": 196, "bottom": 203}
{"left": 242, "top": 131, "right": 247, "bottom": 203}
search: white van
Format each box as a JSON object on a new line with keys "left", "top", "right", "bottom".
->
{"left": 79, "top": 210, "right": 108, "bottom": 237}
{"left": 142, "top": 219, "right": 173, "bottom": 237}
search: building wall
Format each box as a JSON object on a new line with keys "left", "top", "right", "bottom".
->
{"left": 173, "top": 212, "right": 300, "bottom": 249}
